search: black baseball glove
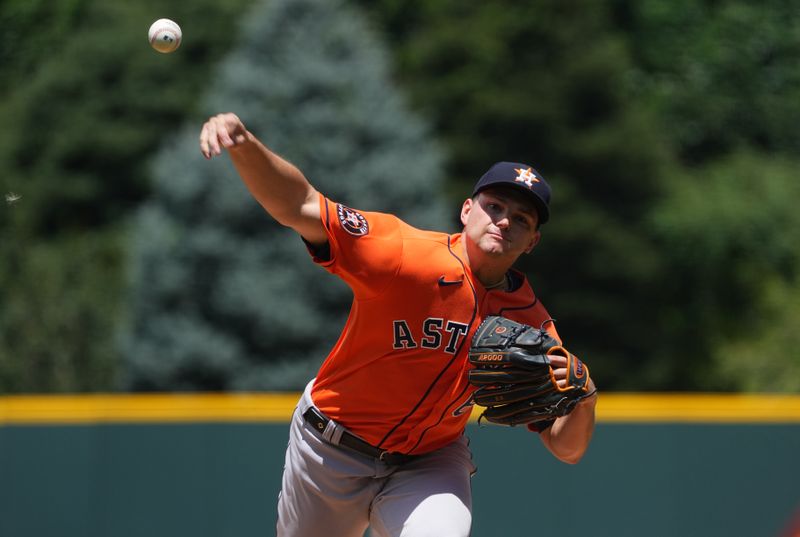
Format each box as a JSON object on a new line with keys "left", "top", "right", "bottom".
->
{"left": 468, "top": 316, "right": 594, "bottom": 427}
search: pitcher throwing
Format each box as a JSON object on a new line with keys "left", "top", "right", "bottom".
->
{"left": 200, "top": 112, "right": 598, "bottom": 537}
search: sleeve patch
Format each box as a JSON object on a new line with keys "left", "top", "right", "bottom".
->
{"left": 337, "top": 204, "right": 369, "bottom": 236}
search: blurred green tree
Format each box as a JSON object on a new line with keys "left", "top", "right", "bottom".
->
{"left": 0, "top": 0, "right": 252, "bottom": 392}
{"left": 650, "top": 152, "right": 800, "bottom": 391}
{"left": 621, "top": 0, "right": 800, "bottom": 391}
{"left": 119, "top": 0, "right": 448, "bottom": 391}
{"left": 624, "top": 0, "right": 800, "bottom": 162}
{"left": 0, "top": 0, "right": 90, "bottom": 100}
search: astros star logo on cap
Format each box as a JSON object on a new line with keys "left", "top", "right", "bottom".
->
{"left": 514, "top": 167, "right": 540, "bottom": 188}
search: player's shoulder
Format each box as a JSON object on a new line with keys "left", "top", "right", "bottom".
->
{"left": 357, "top": 206, "right": 451, "bottom": 244}
{"left": 398, "top": 220, "right": 451, "bottom": 241}
{"left": 324, "top": 199, "right": 399, "bottom": 238}
{"left": 324, "top": 197, "right": 451, "bottom": 244}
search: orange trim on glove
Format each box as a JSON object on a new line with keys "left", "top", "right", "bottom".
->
{"left": 546, "top": 346, "right": 591, "bottom": 393}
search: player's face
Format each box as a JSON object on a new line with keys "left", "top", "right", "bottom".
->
{"left": 460, "top": 188, "right": 541, "bottom": 259}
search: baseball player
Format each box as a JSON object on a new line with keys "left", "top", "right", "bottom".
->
{"left": 200, "top": 113, "right": 598, "bottom": 537}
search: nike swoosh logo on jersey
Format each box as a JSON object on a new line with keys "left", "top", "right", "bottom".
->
{"left": 438, "top": 276, "right": 463, "bottom": 286}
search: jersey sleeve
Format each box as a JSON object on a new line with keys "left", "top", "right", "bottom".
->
{"left": 307, "top": 194, "right": 404, "bottom": 299}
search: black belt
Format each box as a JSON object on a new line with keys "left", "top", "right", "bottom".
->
{"left": 302, "top": 407, "right": 415, "bottom": 466}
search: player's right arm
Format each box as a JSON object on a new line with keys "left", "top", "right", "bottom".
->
{"left": 199, "top": 113, "right": 327, "bottom": 245}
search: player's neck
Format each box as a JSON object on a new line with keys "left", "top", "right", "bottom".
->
{"left": 482, "top": 273, "right": 509, "bottom": 290}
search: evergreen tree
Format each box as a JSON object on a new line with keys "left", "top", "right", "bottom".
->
{"left": 120, "top": 0, "right": 448, "bottom": 391}
{"left": 0, "top": 0, "right": 252, "bottom": 393}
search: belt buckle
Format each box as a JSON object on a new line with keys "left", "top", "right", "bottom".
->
{"left": 379, "top": 450, "right": 409, "bottom": 465}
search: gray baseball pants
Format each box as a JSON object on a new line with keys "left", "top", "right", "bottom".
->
{"left": 276, "top": 380, "right": 477, "bottom": 537}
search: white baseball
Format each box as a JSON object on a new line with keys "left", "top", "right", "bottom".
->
{"left": 148, "top": 18, "right": 182, "bottom": 54}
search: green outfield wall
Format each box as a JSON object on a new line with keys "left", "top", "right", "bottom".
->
{"left": 1, "top": 394, "right": 799, "bottom": 537}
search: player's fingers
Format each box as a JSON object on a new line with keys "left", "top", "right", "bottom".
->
{"left": 199, "top": 122, "right": 213, "bottom": 159}
{"left": 550, "top": 364, "right": 568, "bottom": 389}
{"left": 547, "top": 353, "right": 567, "bottom": 368}
{"left": 215, "top": 115, "right": 236, "bottom": 148}
{"left": 206, "top": 118, "right": 225, "bottom": 156}
{"left": 200, "top": 113, "right": 246, "bottom": 159}
{"left": 557, "top": 378, "right": 568, "bottom": 389}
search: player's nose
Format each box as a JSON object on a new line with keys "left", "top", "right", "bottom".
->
{"left": 494, "top": 213, "right": 510, "bottom": 229}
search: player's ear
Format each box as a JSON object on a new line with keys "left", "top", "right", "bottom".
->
{"left": 524, "top": 230, "right": 541, "bottom": 254}
{"left": 460, "top": 198, "right": 473, "bottom": 226}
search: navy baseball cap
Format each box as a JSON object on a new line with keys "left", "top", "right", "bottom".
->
{"left": 472, "top": 161, "right": 551, "bottom": 224}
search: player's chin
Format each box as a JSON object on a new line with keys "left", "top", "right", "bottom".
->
{"left": 482, "top": 248, "right": 521, "bottom": 264}
{"left": 478, "top": 242, "right": 506, "bottom": 256}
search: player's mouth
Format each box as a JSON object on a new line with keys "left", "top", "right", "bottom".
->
{"left": 487, "top": 230, "right": 509, "bottom": 243}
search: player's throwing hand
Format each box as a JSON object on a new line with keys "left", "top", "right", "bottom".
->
{"left": 199, "top": 113, "right": 249, "bottom": 159}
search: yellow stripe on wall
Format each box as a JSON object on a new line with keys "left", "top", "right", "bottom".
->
{"left": 0, "top": 393, "right": 300, "bottom": 424}
{"left": 596, "top": 393, "right": 800, "bottom": 423}
{"left": 1, "top": 393, "right": 800, "bottom": 425}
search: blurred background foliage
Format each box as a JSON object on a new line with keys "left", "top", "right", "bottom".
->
{"left": 0, "top": 0, "right": 797, "bottom": 393}
{"left": 119, "top": 0, "right": 448, "bottom": 391}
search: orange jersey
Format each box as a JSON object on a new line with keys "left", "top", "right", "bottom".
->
{"left": 308, "top": 195, "right": 559, "bottom": 455}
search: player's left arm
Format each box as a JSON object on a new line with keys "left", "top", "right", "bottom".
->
{"left": 538, "top": 353, "right": 598, "bottom": 464}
